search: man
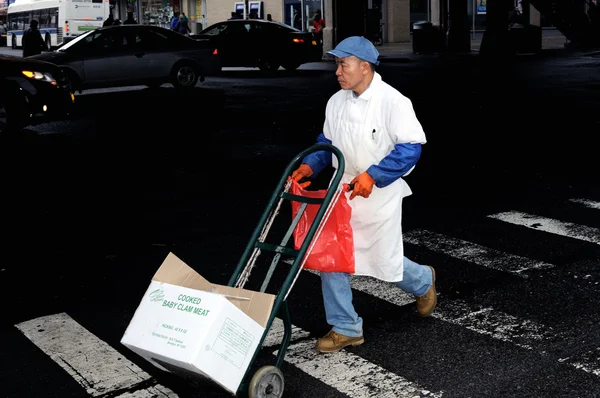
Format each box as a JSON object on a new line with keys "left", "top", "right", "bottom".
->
{"left": 103, "top": 13, "right": 114, "bottom": 27}
{"left": 291, "top": 36, "right": 436, "bottom": 353}
{"left": 171, "top": 12, "right": 180, "bottom": 30}
{"left": 312, "top": 10, "right": 325, "bottom": 46}
{"left": 22, "top": 20, "right": 46, "bottom": 57}
{"left": 123, "top": 11, "right": 136, "bottom": 25}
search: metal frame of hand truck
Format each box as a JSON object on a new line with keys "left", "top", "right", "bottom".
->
{"left": 226, "top": 143, "right": 346, "bottom": 398}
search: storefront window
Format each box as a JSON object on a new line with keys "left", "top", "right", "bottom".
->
{"left": 304, "top": 0, "right": 323, "bottom": 31}
{"left": 283, "top": 0, "right": 323, "bottom": 31}
{"left": 140, "top": 0, "right": 179, "bottom": 28}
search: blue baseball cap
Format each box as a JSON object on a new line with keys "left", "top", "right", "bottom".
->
{"left": 327, "top": 36, "right": 380, "bottom": 65}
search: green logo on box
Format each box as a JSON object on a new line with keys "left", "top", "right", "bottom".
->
{"left": 149, "top": 288, "right": 165, "bottom": 302}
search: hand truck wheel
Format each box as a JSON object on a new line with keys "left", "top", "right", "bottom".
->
{"left": 248, "top": 365, "right": 285, "bottom": 398}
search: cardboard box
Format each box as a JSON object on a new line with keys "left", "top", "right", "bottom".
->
{"left": 121, "top": 252, "right": 275, "bottom": 395}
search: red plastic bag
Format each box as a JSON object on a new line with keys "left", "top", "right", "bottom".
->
{"left": 290, "top": 180, "right": 355, "bottom": 273}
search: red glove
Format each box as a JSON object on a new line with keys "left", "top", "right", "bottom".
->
{"left": 349, "top": 172, "right": 376, "bottom": 200}
{"left": 291, "top": 164, "right": 314, "bottom": 188}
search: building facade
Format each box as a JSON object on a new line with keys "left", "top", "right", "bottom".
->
{"left": 116, "top": 0, "right": 414, "bottom": 52}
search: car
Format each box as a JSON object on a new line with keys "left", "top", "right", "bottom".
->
{"left": 0, "top": 55, "right": 74, "bottom": 136}
{"left": 28, "top": 24, "right": 221, "bottom": 92}
{"left": 190, "top": 19, "right": 323, "bottom": 72}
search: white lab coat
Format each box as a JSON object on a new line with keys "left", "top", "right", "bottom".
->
{"left": 323, "top": 72, "right": 427, "bottom": 282}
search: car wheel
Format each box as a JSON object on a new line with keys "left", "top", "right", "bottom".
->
{"left": 258, "top": 57, "right": 279, "bottom": 73}
{"left": 281, "top": 62, "right": 300, "bottom": 71}
{"left": 63, "top": 69, "right": 83, "bottom": 93}
{"left": 45, "top": 34, "right": 51, "bottom": 51}
{"left": 11, "top": 35, "right": 16, "bottom": 49}
{"left": 171, "top": 63, "right": 198, "bottom": 89}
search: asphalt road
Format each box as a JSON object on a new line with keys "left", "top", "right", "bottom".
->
{"left": 1, "top": 47, "right": 599, "bottom": 398}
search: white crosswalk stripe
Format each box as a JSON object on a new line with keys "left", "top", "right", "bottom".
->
{"left": 568, "top": 198, "right": 600, "bottom": 210}
{"left": 403, "top": 229, "right": 555, "bottom": 275}
{"left": 560, "top": 347, "right": 600, "bottom": 376}
{"left": 274, "top": 340, "right": 443, "bottom": 398}
{"left": 488, "top": 211, "right": 600, "bottom": 245}
{"left": 263, "top": 320, "right": 444, "bottom": 397}
{"left": 15, "top": 313, "right": 178, "bottom": 398}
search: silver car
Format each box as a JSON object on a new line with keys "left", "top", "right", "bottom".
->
{"left": 29, "top": 25, "right": 221, "bottom": 91}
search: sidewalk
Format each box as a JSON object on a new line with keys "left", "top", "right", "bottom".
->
{"left": 374, "top": 28, "right": 572, "bottom": 61}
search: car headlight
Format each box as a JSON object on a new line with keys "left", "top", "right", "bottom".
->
{"left": 21, "top": 70, "right": 57, "bottom": 86}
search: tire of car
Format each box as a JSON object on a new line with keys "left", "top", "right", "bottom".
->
{"left": 11, "top": 35, "right": 17, "bottom": 49}
{"left": 171, "top": 61, "right": 199, "bottom": 90}
{"left": 63, "top": 68, "right": 83, "bottom": 93}
{"left": 258, "top": 57, "right": 280, "bottom": 73}
{"left": 281, "top": 62, "right": 300, "bottom": 71}
{"left": 45, "top": 34, "right": 52, "bottom": 51}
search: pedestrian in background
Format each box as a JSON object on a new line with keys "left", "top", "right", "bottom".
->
{"left": 103, "top": 13, "right": 114, "bottom": 27}
{"left": 176, "top": 13, "right": 190, "bottom": 35}
{"left": 22, "top": 19, "right": 46, "bottom": 57}
{"left": 123, "top": 11, "right": 136, "bottom": 25}
{"left": 312, "top": 10, "right": 326, "bottom": 46}
{"left": 170, "top": 12, "right": 180, "bottom": 30}
{"left": 291, "top": 36, "right": 437, "bottom": 353}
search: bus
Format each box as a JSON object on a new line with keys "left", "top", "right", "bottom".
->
{"left": 7, "top": 0, "right": 110, "bottom": 50}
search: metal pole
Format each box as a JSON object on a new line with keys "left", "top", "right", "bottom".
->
{"left": 472, "top": 0, "right": 475, "bottom": 39}
{"left": 427, "top": 0, "right": 430, "bottom": 21}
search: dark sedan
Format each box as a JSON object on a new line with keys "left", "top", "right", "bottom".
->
{"left": 29, "top": 25, "right": 221, "bottom": 92}
{"left": 190, "top": 19, "right": 322, "bottom": 72}
{"left": 0, "top": 55, "right": 74, "bottom": 135}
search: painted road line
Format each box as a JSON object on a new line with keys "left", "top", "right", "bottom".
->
{"left": 560, "top": 347, "right": 600, "bottom": 377}
{"left": 568, "top": 198, "right": 600, "bottom": 210}
{"left": 344, "top": 276, "right": 559, "bottom": 350}
{"left": 404, "top": 229, "right": 555, "bottom": 275}
{"left": 273, "top": 340, "right": 444, "bottom": 398}
{"left": 488, "top": 211, "right": 600, "bottom": 245}
{"left": 432, "top": 300, "right": 561, "bottom": 350}
{"left": 262, "top": 280, "right": 442, "bottom": 396}
{"left": 286, "top": 259, "right": 555, "bottom": 350}
{"left": 15, "top": 313, "right": 178, "bottom": 398}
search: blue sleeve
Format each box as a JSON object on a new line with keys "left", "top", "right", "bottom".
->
{"left": 301, "top": 133, "right": 332, "bottom": 177}
{"left": 366, "top": 143, "right": 422, "bottom": 188}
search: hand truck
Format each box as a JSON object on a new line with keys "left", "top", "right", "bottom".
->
{"left": 226, "top": 144, "right": 347, "bottom": 398}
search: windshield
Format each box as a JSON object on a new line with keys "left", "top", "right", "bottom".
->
{"left": 57, "top": 29, "right": 96, "bottom": 51}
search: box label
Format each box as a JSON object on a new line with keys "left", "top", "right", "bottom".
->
{"left": 212, "top": 318, "right": 255, "bottom": 368}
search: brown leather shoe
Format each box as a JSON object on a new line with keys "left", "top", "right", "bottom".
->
{"left": 416, "top": 266, "right": 437, "bottom": 317}
{"left": 315, "top": 330, "right": 364, "bottom": 353}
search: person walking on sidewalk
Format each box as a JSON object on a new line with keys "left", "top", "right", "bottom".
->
{"left": 22, "top": 19, "right": 46, "bottom": 57}
{"left": 291, "top": 36, "right": 437, "bottom": 353}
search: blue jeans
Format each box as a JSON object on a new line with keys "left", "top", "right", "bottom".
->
{"left": 320, "top": 256, "right": 433, "bottom": 337}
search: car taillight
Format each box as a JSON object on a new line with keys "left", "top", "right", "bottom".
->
{"left": 293, "top": 38, "right": 304, "bottom": 43}
{"left": 213, "top": 48, "right": 218, "bottom": 55}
